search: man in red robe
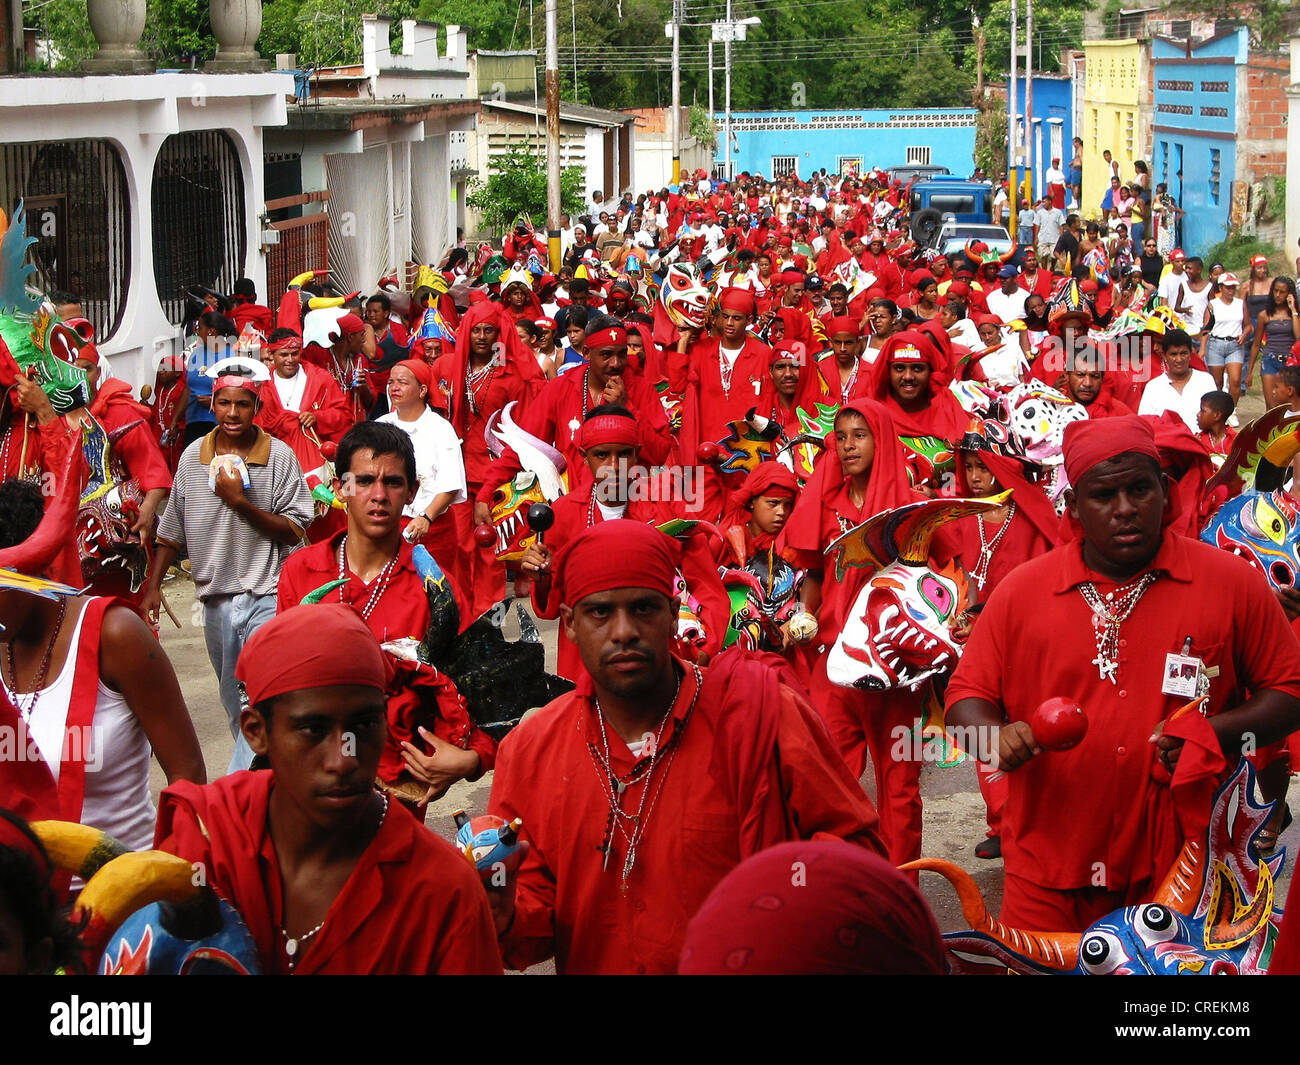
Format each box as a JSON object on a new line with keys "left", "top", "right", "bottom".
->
{"left": 486, "top": 520, "right": 883, "bottom": 974}
{"left": 1062, "top": 345, "right": 1133, "bottom": 418}
{"left": 276, "top": 421, "right": 494, "bottom": 799}
{"left": 672, "top": 288, "right": 774, "bottom": 519}
{"left": 154, "top": 603, "right": 502, "bottom": 974}
{"left": 475, "top": 316, "right": 672, "bottom": 510}
{"left": 946, "top": 417, "right": 1300, "bottom": 932}
{"left": 255, "top": 331, "right": 354, "bottom": 488}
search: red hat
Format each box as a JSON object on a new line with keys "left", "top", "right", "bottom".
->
{"left": 236, "top": 604, "right": 390, "bottom": 707}
{"left": 553, "top": 520, "right": 681, "bottom": 606}
{"left": 1250, "top": 255, "right": 1269, "bottom": 268}
{"left": 585, "top": 324, "right": 627, "bottom": 350}
{"left": 727, "top": 462, "right": 798, "bottom": 512}
{"left": 336, "top": 312, "right": 365, "bottom": 336}
{"left": 578, "top": 411, "right": 639, "bottom": 450}
{"left": 1169, "top": 249, "right": 1186, "bottom": 262}
{"left": 391, "top": 358, "right": 432, "bottom": 401}
{"left": 720, "top": 288, "right": 757, "bottom": 315}
{"left": 826, "top": 315, "right": 860, "bottom": 338}
{"left": 1062, "top": 415, "right": 1161, "bottom": 486}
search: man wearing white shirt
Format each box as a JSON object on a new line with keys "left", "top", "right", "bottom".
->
{"left": 1137, "top": 329, "right": 1217, "bottom": 432}
{"left": 1157, "top": 249, "right": 1189, "bottom": 310}
{"left": 1034, "top": 198, "right": 1065, "bottom": 265}
{"left": 985, "top": 265, "right": 1030, "bottom": 324}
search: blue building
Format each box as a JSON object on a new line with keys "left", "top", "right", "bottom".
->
{"left": 1004, "top": 74, "right": 1074, "bottom": 200}
{"left": 717, "top": 109, "right": 977, "bottom": 180}
{"left": 1151, "top": 28, "right": 1244, "bottom": 256}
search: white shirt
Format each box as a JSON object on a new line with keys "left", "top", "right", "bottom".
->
{"left": 1138, "top": 369, "right": 1217, "bottom": 432}
{"left": 1157, "top": 271, "right": 1187, "bottom": 310}
{"left": 1046, "top": 165, "right": 1066, "bottom": 187}
{"left": 378, "top": 407, "right": 468, "bottom": 518}
{"left": 985, "top": 286, "right": 1030, "bottom": 324}
{"left": 272, "top": 366, "right": 308, "bottom": 411}
{"left": 1180, "top": 282, "right": 1212, "bottom": 337}
{"left": 1035, "top": 208, "right": 1065, "bottom": 245}
{"left": 1209, "top": 297, "right": 1246, "bottom": 340}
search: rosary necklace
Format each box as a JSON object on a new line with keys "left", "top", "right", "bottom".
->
{"left": 336, "top": 536, "right": 399, "bottom": 620}
{"left": 1077, "top": 571, "right": 1159, "bottom": 684}
{"left": 587, "top": 665, "right": 699, "bottom": 887}
{"left": 970, "top": 502, "right": 1016, "bottom": 593}
{"left": 3, "top": 597, "right": 70, "bottom": 725}
{"left": 281, "top": 790, "right": 388, "bottom": 972}
{"left": 465, "top": 354, "right": 499, "bottom": 415}
{"left": 719, "top": 347, "right": 739, "bottom": 398}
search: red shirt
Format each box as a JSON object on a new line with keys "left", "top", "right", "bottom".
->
{"left": 255, "top": 363, "right": 354, "bottom": 479}
{"left": 428, "top": 355, "right": 537, "bottom": 488}
{"left": 155, "top": 772, "right": 502, "bottom": 975}
{"left": 277, "top": 535, "right": 495, "bottom": 782}
{"left": 489, "top": 659, "right": 883, "bottom": 974}
{"left": 945, "top": 534, "right": 1300, "bottom": 893}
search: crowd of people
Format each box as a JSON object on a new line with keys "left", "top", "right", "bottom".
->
{"left": 5, "top": 159, "right": 1300, "bottom": 977}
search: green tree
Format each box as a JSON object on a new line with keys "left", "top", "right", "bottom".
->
{"left": 467, "top": 144, "right": 585, "bottom": 236}
{"left": 23, "top": 0, "right": 96, "bottom": 69}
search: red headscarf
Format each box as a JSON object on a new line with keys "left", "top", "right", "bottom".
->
{"left": 391, "top": 358, "right": 433, "bottom": 406}
{"left": 954, "top": 441, "right": 1063, "bottom": 549}
{"left": 552, "top": 519, "right": 681, "bottom": 607}
{"left": 720, "top": 463, "right": 800, "bottom": 552}
{"left": 236, "top": 604, "right": 390, "bottom": 707}
{"left": 1062, "top": 414, "right": 1161, "bottom": 486}
{"left": 578, "top": 411, "right": 639, "bottom": 450}
{"left": 762, "top": 338, "right": 825, "bottom": 415}
{"left": 677, "top": 840, "right": 946, "bottom": 975}
{"left": 443, "top": 300, "right": 545, "bottom": 434}
{"left": 868, "top": 330, "right": 969, "bottom": 441}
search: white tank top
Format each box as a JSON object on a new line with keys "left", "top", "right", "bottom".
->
{"left": 4, "top": 600, "right": 156, "bottom": 853}
{"left": 1209, "top": 297, "right": 1245, "bottom": 340}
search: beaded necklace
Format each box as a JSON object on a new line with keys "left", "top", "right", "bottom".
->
{"left": 336, "top": 536, "right": 399, "bottom": 621}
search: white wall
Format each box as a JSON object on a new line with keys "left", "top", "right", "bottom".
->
{"left": 0, "top": 72, "right": 292, "bottom": 389}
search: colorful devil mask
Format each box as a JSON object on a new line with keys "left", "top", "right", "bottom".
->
{"left": 77, "top": 417, "right": 152, "bottom": 592}
{"left": 906, "top": 760, "right": 1283, "bottom": 974}
{"left": 100, "top": 897, "right": 260, "bottom": 975}
{"left": 488, "top": 472, "right": 550, "bottom": 561}
{"left": 658, "top": 262, "right": 711, "bottom": 331}
{"left": 1202, "top": 490, "right": 1300, "bottom": 591}
{"left": 1006, "top": 381, "right": 1086, "bottom": 465}
{"left": 825, "top": 495, "right": 1006, "bottom": 691}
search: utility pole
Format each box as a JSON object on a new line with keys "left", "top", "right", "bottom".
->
{"left": 670, "top": 0, "right": 680, "bottom": 185}
{"left": 1008, "top": 0, "right": 1019, "bottom": 233}
{"left": 1025, "top": 0, "right": 1035, "bottom": 201}
{"left": 708, "top": 39, "right": 714, "bottom": 119}
{"left": 546, "top": 0, "right": 562, "bottom": 271}
{"left": 724, "top": 0, "right": 732, "bottom": 181}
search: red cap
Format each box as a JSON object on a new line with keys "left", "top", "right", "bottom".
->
{"left": 1062, "top": 415, "right": 1161, "bottom": 486}
{"left": 553, "top": 520, "right": 681, "bottom": 606}
{"left": 720, "top": 288, "right": 756, "bottom": 315}
{"left": 1169, "top": 249, "right": 1186, "bottom": 262}
{"left": 336, "top": 312, "right": 365, "bottom": 335}
{"left": 826, "top": 315, "right": 860, "bottom": 338}
{"left": 237, "top": 604, "right": 389, "bottom": 707}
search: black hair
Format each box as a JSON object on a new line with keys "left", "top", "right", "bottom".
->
{"left": 944, "top": 300, "right": 967, "bottom": 319}
{"left": 1185, "top": 257, "right": 1202, "bottom": 269}
{"left": 899, "top": 308, "right": 919, "bottom": 325}
{"left": 624, "top": 311, "right": 653, "bottom": 327}
{"left": 48, "top": 289, "right": 79, "bottom": 307}
{"left": 869, "top": 298, "right": 901, "bottom": 319}
{"left": 569, "top": 278, "right": 590, "bottom": 295}
{"left": 585, "top": 403, "right": 635, "bottom": 422}
{"left": 1162, "top": 329, "right": 1194, "bottom": 352}
{"left": 0, "top": 479, "right": 46, "bottom": 548}
{"left": 267, "top": 327, "right": 299, "bottom": 344}
{"left": 828, "top": 283, "right": 849, "bottom": 297}
{"left": 1201, "top": 390, "right": 1235, "bottom": 418}
{"left": 515, "top": 319, "right": 540, "bottom": 342}
{"left": 335, "top": 421, "right": 417, "bottom": 487}
{"left": 366, "top": 292, "right": 392, "bottom": 313}
{"left": 585, "top": 313, "right": 624, "bottom": 338}
{"left": 565, "top": 305, "right": 590, "bottom": 331}
{"left": 1278, "top": 366, "right": 1300, "bottom": 394}
{"left": 199, "top": 310, "right": 237, "bottom": 338}
{"left": 232, "top": 278, "right": 257, "bottom": 300}
{"left": 0, "top": 809, "right": 86, "bottom": 974}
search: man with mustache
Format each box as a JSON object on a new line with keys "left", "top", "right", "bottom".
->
{"left": 486, "top": 519, "right": 883, "bottom": 974}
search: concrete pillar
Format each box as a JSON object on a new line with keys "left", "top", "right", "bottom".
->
{"left": 83, "top": 0, "right": 152, "bottom": 72}
{"left": 207, "top": 0, "right": 270, "bottom": 71}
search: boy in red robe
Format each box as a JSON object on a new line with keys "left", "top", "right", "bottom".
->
{"left": 154, "top": 603, "right": 502, "bottom": 974}
{"left": 486, "top": 520, "right": 883, "bottom": 974}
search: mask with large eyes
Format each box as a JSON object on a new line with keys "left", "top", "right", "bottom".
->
{"left": 1079, "top": 928, "right": 1134, "bottom": 975}
{"left": 1203, "top": 489, "right": 1300, "bottom": 591}
{"left": 659, "top": 263, "right": 711, "bottom": 330}
{"left": 1006, "top": 381, "right": 1086, "bottom": 463}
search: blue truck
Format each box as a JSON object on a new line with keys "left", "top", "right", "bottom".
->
{"left": 908, "top": 177, "right": 994, "bottom": 245}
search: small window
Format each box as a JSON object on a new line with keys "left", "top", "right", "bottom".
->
{"left": 1209, "top": 148, "right": 1221, "bottom": 205}
{"left": 1160, "top": 142, "right": 1169, "bottom": 184}
{"left": 770, "top": 155, "right": 798, "bottom": 178}
{"left": 838, "top": 156, "right": 863, "bottom": 175}
{"left": 904, "top": 146, "right": 931, "bottom": 166}
{"left": 1170, "top": 19, "right": 1191, "bottom": 39}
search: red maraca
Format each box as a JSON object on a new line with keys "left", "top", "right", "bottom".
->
{"left": 697, "top": 441, "right": 721, "bottom": 464}
{"left": 1030, "top": 696, "right": 1088, "bottom": 751}
{"left": 474, "top": 523, "right": 497, "bottom": 549}
{"left": 319, "top": 440, "right": 338, "bottom": 461}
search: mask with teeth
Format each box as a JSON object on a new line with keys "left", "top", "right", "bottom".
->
{"left": 488, "top": 472, "right": 549, "bottom": 562}
{"left": 77, "top": 417, "right": 151, "bottom": 592}
{"left": 1201, "top": 489, "right": 1300, "bottom": 591}
{"left": 825, "top": 495, "right": 1006, "bottom": 691}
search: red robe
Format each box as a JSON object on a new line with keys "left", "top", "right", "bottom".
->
{"left": 255, "top": 363, "right": 354, "bottom": 482}
{"left": 475, "top": 367, "right": 673, "bottom": 508}
{"left": 0, "top": 414, "right": 81, "bottom": 587}
{"left": 489, "top": 655, "right": 884, "bottom": 973}
{"left": 276, "top": 534, "right": 495, "bottom": 784}
{"left": 155, "top": 772, "right": 503, "bottom": 974}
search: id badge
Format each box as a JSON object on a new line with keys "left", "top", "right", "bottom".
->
{"left": 1162, "top": 653, "right": 1203, "bottom": 699}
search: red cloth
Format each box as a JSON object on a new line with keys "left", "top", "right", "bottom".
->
{"left": 87, "top": 381, "right": 172, "bottom": 496}
{"left": 867, "top": 331, "right": 969, "bottom": 442}
{"left": 553, "top": 518, "right": 678, "bottom": 605}
{"left": 1062, "top": 413, "right": 1162, "bottom": 485}
{"left": 237, "top": 603, "right": 388, "bottom": 707}
{"left": 816, "top": 353, "right": 873, "bottom": 405}
{"left": 155, "top": 772, "right": 502, "bottom": 974}
{"left": 1272, "top": 873, "right": 1300, "bottom": 974}
{"left": 678, "top": 839, "right": 944, "bottom": 974}
{"left": 276, "top": 536, "right": 491, "bottom": 782}
{"left": 475, "top": 364, "right": 671, "bottom": 506}
{"left": 944, "top": 534, "right": 1300, "bottom": 924}
{"left": 0, "top": 691, "right": 59, "bottom": 822}
{"left": 1143, "top": 412, "right": 1215, "bottom": 539}
{"left": 231, "top": 302, "right": 274, "bottom": 337}
{"left": 254, "top": 362, "right": 353, "bottom": 480}
{"left": 488, "top": 655, "right": 883, "bottom": 974}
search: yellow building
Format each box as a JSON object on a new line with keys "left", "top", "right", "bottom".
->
{"left": 1080, "top": 38, "right": 1150, "bottom": 221}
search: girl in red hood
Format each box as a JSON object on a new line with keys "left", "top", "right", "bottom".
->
{"left": 784, "top": 399, "right": 954, "bottom": 866}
